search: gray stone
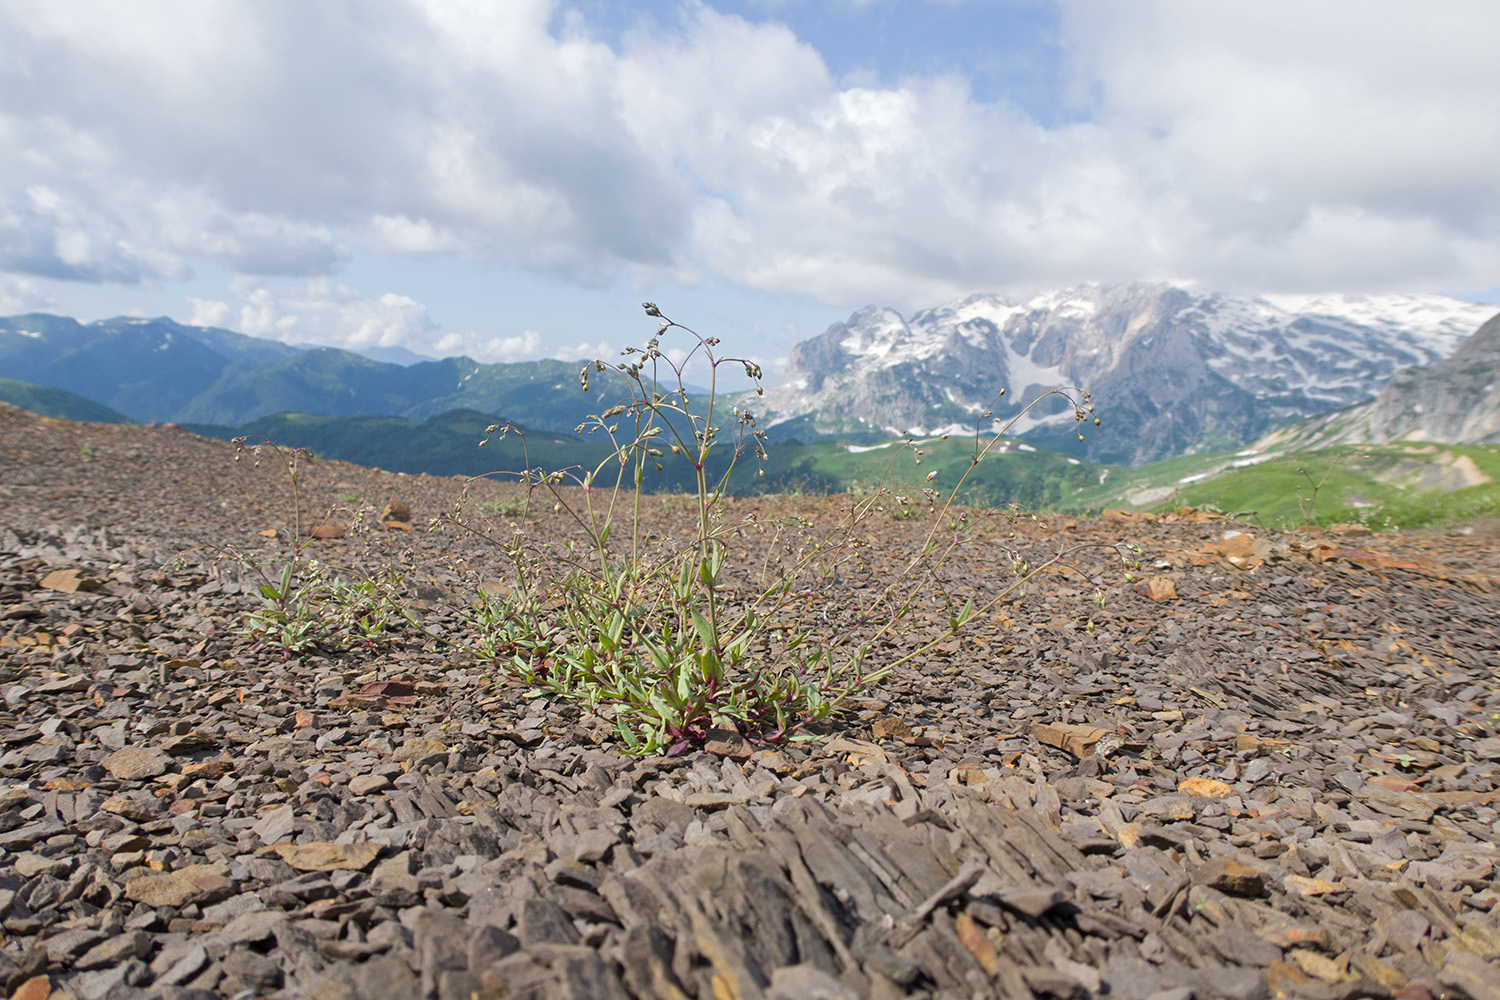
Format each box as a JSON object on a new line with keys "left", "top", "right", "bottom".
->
{"left": 153, "top": 944, "right": 210, "bottom": 987}
{"left": 102, "top": 747, "right": 172, "bottom": 781}
{"left": 409, "top": 909, "right": 469, "bottom": 1000}
{"left": 467, "top": 923, "right": 520, "bottom": 970}
{"left": 768, "top": 963, "right": 860, "bottom": 1000}
{"left": 516, "top": 897, "right": 581, "bottom": 947}
{"left": 1440, "top": 950, "right": 1500, "bottom": 1000}
{"left": 366, "top": 920, "right": 413, "bottom": 953}
{"left": 75, "top": 929, "right": 153, "bottom": 971}
{"left": 349, "top": 774, "right": 392, "bottom": 796}
{"left": 252, "top": 803, "right": 295, "bottom": 845}
{"left": 553, "top": 948, "right": 631, "bottom": 1000}
{"left": 346, "top": 950, "right": 420, "bottom": 1000}
{"left": 43, "top": 926, "right": 107, "bottom": 964}
{"left": 220, "top": 947, "right": 284, "bottom": 993}
{"left": 1188, "top": 967, "right": 1267, "bottom": 1000}
{"left": 206, "top": 909, "right": 286, "bottom": 950}
{"left": 74, "top": 958, "right": 149, "bottom": 1000}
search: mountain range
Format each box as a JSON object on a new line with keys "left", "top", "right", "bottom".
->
{"left": 0, "top": 313, "right": 596, "bottom": 431}
{"left": 753, "top": 284, "right": 1497, "bottom": 465}
{"left": 3, "top": 283, "right": 1496, "bottom": 468}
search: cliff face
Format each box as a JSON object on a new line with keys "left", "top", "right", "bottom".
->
{"left": 753, "top": 284, "right": 1494, "bottom": 466}
{"left": 1360, "top": 312, "right": 1500, "bottom": 444}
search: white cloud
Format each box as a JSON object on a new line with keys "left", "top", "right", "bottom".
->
{"left": 187, "top": 297, "right": 231, "bottom": 329}
{"left": 1056, "top": 0, "right": 1500, "bottom": 291}
{"left": 198, "top": 277, "right": 613, "bottom": 364}
{"left": 433, "top": 328, "right": 541, "bottom": 360}
{"left": 1, "top": 0, "right": 1497, "bottom": 313}
{"left": 218, "top": 278, "right": 440, "bottom": 351}
{"left": 0, "top": 275, "right": 53, "bottom": 313}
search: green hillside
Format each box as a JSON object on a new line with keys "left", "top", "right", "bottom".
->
{"left": 184, "top": 404, "right": 1107, "bottom": 510}
{"left": 186, "top": 409, "right": 610, "bottom": 479}
{"left": 1071, "top": 441, "right": 1500, "bottom": 530}
{"left": 0, "top": 378, "right": 131, "bottom": 423}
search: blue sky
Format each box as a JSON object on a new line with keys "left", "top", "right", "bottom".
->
{"left": 2, "top": 1, "right": 1497, "bottom": 383}
{"left": 571, "top": 1, "right": 1077, "bottom": 120}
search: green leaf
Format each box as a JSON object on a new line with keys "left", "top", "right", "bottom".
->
{"left": 690, "top": 607, "right": 716, "bottom": 649}
{"left": 698, "top": 649, "right": 721, "bottom": 685}
{"left": 645, "top": 641, "right": 671, "bottom": 673}
{"left": 649, "top": 690, "right": 676, "bottom": 722}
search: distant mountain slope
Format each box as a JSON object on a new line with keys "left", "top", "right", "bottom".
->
{"left": 188, "top": 409, "right": 608, "bottom": 479}
{"left": 1257, "top": 310, "right": 1500, "bottom": 451}
{"left": 751, "top": 283, "right": 1496, "bottom": 466}
{"left": 0, "top": 313, "right": 304, "bottom": 422}
{"left": 0, "top": 313, "right": 621, "bottom": 431}
{"left": 174, "top": 351, "right": 604, "bottom": 430}
{"left": 183, "top": 405, "right": 1104, "bottom": 505}
{"left": 0, "top": 379, "right": 130, "bottom": 423}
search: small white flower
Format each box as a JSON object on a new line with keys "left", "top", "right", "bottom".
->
{"left": 925, "top": 471, "right": 937, "bottom": 481}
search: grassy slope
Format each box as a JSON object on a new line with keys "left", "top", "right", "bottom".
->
{"left": 0, "top": 378, "right": 131, "bottom": 423}
{"left": 1073, "top": 441, "right": 1500, "bottom": 530}
{"left": 180, "top": 405, "right": 1103, "bottom": 507}
{"left": 746, "top": 434, "right": 1102, "bottom": 509}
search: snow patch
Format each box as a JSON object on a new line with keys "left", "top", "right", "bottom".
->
{"left": 1230, "top": 454, "right": 1277, "bottom": 468}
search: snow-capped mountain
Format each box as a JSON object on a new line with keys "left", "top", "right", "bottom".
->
{"left": 1258, "top": 309, "right": 1500, "bottom": 451}
{"left": 753, "top": 283, "right": 1498, "bottom": 466}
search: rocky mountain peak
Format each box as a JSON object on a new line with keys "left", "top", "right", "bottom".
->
{"left": 757, "top": 282, "right": 1497, "bottom": 466}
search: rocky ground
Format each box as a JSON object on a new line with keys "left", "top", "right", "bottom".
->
{"left": 1, "top": 401, "right": 1498, "bottom": 1000}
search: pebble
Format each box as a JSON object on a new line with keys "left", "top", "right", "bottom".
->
{"left": 100, "top": 746, "right": 173, "bottom": 780}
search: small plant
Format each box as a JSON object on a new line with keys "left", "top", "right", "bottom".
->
{"left": 1294, "top": 454, "right": 1345, "bottom": 526}
{"left": 239, "top": 558, "right": 324, "bottom": 656}
{"left": 877, "top": 488, "right": 932, "bottom": 520}
{"left": 217, "top": 438, "right": 402, "bottom": 658}
{"left": 478, "top": 496, "right": 527, "bottom": 518}
{"left": 423, "top": 304, "right": 1127, "bottom": 757}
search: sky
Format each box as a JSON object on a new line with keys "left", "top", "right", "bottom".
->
{"left": 2, "top": 0, "right": 1498, "bottom": 384}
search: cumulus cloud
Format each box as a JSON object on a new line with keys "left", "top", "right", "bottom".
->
{"left": 1, "top": 0, "right": 1496, "bottom": 312}
{"left": 1057, "top": 0, "right": 1500, "bottom": 292}
{"left": 194, "top": 277, "right": 610, "bottom": 364}
{"left": 0, "top": 275, "right": 53, "bottom": 314}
